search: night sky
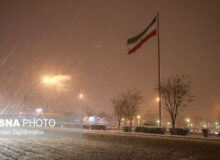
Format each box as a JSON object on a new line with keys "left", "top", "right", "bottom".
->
{"left": 0, "top": 0, "right": 219, "bottom": 121}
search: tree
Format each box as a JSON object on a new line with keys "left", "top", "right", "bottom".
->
{"left": 122, "top": 89, "right": 142, "bottom": 128}
{"left": 112, "top": 89, "right": 143, "bottom": 129}
{"left": 112, "top": 98, "right": 126, "bottom": 130}
{"left": 158, "top": 74, "right": 194, "bottom": 129}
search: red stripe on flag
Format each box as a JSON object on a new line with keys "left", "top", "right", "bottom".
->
{"left": 128, "top": 29, "right": 156, "bottom": 55}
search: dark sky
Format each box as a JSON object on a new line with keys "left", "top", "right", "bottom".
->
{"left": 0, "top": 0, "right": 220, "bottom": 121}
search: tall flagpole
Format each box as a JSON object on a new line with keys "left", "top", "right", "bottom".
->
{"left": 156, "top": 12, "right": 162, "bottom": 127}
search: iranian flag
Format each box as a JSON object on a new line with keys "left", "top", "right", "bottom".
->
{"left": 127, "top": 16, "right": 156, "bottom": 55}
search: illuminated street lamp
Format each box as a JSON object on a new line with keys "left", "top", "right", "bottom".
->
{"left": 78, "top": 93, "right": 84, "bottom": 99}
{"left": 215, "top": 122, "right": 219, "bottom": 129}
{"left": 155, "top": 97, "right": 160, "bottom": 102}
{"left": 155, "top": 97, "right": 161, "bottom": 127}
{"left": 157, "top": 120, "right": 160, "bottom": 127}
{"left": 121, "top": 118, "right": 125, "bottom": 126}
{"left": 43, "top": 76, "right": 56, "bottom": 113}
{"left": 186, "top": 118, "right": 190, "bottom": 128}
{"left": 137, "top": 115, "right": 141, "bottom": 126}
{"left": 44, "top": 77, "right": 49, "bottom": 82}
{"left": 44, "top": 77, "right": 55, "bottom": 83}
{"left": 51, "top": 78, "right": 55, "bottom": 83}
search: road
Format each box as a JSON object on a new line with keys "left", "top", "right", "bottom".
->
{"left": 0, "top": 128, "right": 219, "bottom": 160}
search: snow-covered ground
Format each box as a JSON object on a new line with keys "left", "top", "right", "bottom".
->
{"left": 0, "top": 128, "right": 219, "bottom": 160}
{"left": 0, "top": 138, "right": 191, "bottom": 160}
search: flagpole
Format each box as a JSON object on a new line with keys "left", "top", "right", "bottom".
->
{"left": 156, "top": 12, "right": 162, "bottom": 127}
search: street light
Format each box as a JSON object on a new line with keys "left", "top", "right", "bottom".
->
{"left": 157, "top": 120, "right": 160, "bottom": 127}
{"left": 215, "top": 122, "right": 219, "bottom": 129}
{"left": 43, "top": 76, "right": 56, "bottom": 113}
{"left": 121, "top": 118, "right": 125, "bottom": 126}
{"left": 186, "top": 118, "right": 190, "bottom": 128}
{"left": 44, "top": 77, "right": 55, "bottom": 83}
{"left": 44, "top": 77, "right": 49, "bottom": 82}
{"left": 155, "top": 97, "right": 161, "bottom": 127}
{"left": 155, "top": 97, "right": 160, "bottom": 102}
{"left": 137, "top": 115, "right": 141, "bottom": 126}
{"left": 78, "top": 93, "right": 84, "bottom": 99}
{"left": 51, "top": 78, "right": 55, "bottom": 83}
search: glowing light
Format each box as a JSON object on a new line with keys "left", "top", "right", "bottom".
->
{"left": 186, "top": 118, "right": 190, "bottom": 122}
{"left": 44, "top": 77, "right": 55, "bottom": 83}
{"left": 155, "top": 97, "right": 160, "bottom": 102}
{"left": 137, "top": 115, "right": 141, "bottom": 119}
{"left": 43, "top": 75, "right": 71, "bottom": 93}
{"left": 44, "top": 77, "right": 49, "bottom": 82}
{"left": 83, "top": 116, "right": 88, "bottom": 121}
{"left": 78, "top": 93, "right": 84, "bottom": 99}
{"left": 51, "top": 78, "right": 55, "bottom": 83}
{"left": 167, "top": 122, "right": 170, "bottom": 125}
{"left": 36, "top": 108, "right": 43, "bottom": 113}
{"left": 121, "top": 118, "right": 125, "bottom": 121}
{"left": 88, "top": 116, "right": 95, "bottom": 124}
{"left": 157, "top": 120, "right": 160, "bottom": 123}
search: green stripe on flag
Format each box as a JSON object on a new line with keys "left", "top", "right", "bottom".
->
{"left": 127, "top": 16, "right": 156, "bottom": 45}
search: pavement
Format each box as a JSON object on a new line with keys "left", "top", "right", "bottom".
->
{"left": 0, "top": 127, "right": 219, "bottom": 160}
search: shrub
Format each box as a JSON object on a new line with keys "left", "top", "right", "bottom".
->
{"left": 169, "top": 128, "right": 190, "bottom": 136}
{"left": 202, "top": 129, "right": 209, "bottom": 137}
{"left": 135, "top": 126, "right": 144, "bottom": 132}
{"left": 91, "top": 125, "right": 106, "bottom": 130}
{"left": 135, "top": 126, "right": 166, "bottom": 134}
{"left": 123, "top": 126, "right": 132, "bottom": 132}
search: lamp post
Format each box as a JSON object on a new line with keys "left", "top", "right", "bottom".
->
{"left": 186, "top": 118, "right": 190, "bottom": 128}
{"left": 121, "top": 118, "right": 125, "bottom": 127}
{"left": 137, "top": 115, "right": 141, "bottom": 126}
{"left": 215, "top": 122, "right": 219, "bottom": 130}
{"left": 157, "top": 120, "right": 160, "bottom": 127}
{"left": 155, "top": 97, "right": 161, "bottom": 127}
{"left": 43, "top": 77, "right": 55, "bottom": 113}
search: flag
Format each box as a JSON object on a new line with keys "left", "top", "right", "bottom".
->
{"left": 127, "top": 16, "right": 156, "bottom": 55}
